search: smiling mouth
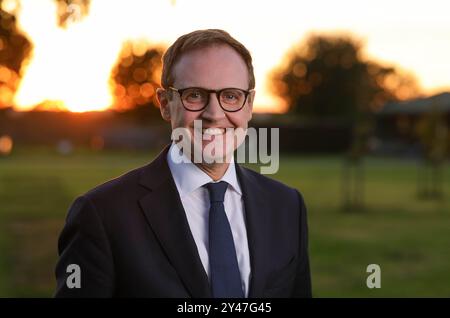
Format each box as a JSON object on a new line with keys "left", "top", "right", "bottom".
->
{"left": 202, "top": 127, "right": 226, "bottom": 136}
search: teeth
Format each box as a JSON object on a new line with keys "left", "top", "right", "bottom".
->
{"left": 203, "top": 128, "right": 225, "bottom": 135}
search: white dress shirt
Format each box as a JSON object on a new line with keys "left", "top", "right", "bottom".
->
{"left": 167, "top": 142, "right": 251, "bottom": 297}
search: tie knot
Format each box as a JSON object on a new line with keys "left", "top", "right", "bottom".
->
{"left": 205, "top": 181, "right": 228, "bottom": 202}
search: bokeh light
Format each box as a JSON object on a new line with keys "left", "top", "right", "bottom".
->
{"left": 0, "top": 134, "right": 13, "bottom": 155}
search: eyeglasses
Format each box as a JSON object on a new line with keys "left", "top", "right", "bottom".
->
{"left": 168, "top": 86, "right": 252, "bottom": 112}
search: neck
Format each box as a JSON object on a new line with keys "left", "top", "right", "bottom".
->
{"left": 172, "top": 142, "right": 232, "bottom": 180}
{"left": 195, "top": 162, "right": 230, "bottom": 181}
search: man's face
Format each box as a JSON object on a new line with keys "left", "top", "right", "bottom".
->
{"left": 157, "top": 44, "right": 254, "bottom": 162}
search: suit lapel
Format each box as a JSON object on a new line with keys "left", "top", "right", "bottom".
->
{"left": 235, "top": 164, "right": 269, "bottom": 298}
{"left": 138, "top": 146, "right": 211, "bottom": 297}
{"left": 137, "top": 146, "right": 270, "bottom": 298}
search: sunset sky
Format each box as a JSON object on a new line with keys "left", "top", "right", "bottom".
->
{"left": 6, "top": 0, "right": 450, "bottom": 112}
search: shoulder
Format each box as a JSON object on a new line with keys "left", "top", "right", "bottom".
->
{"left": 86, "top": 165, "right": 146, "bottom": 198}
{"left": 81, "top": 145, "right": 171, "bottom": 205}
{"left": 75, "top": 164, "right": 151, "bottom": 217}
{"left": 63, "top": 163, "right": 155, "bottom": 229}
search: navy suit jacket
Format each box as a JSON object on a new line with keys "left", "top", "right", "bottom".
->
{"left": 55, "top": 145, "right": 312, "bottom": 297}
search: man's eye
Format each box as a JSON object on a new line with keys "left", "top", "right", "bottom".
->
{"left": 222, "top": 90, "right": 243, "bottom": 103}
{"left": 224, "top": 94, "right": 237, "bottom": 100}
{"left": 185, "top": 90, "right": 204, "bottom": 100}
{"left": 188, "top": 92, "right": 201, "bottom": 98}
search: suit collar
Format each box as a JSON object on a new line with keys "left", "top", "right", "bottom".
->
{"left": 138, "top": 145, "right": 269, "bottom": 298}
{"left": 138, "top": 144, "right": 172, "bottom": 191}
{"left": 138, "top": 145, "right": 211, "bottom": 297}
{"left": 166, "top": 142, "right": 242, "bottom": 196}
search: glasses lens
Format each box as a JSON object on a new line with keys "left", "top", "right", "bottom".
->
{"left": 220, "top": 89, "right": 246, "bottom": 111}
{"left": 181, "top": 88, "right": 208, "bottom": 110}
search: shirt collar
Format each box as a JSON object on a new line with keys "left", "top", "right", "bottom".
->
{"left": 167, "top": 142, "right": 242, "bottom": 196}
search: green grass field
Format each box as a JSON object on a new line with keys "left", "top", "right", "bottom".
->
{"left": 0, "top": 148, "right": 449, "bottom": 297}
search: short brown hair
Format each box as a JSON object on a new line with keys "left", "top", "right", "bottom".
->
{"left": 161, "top": 29, "right": 255, "bottom": 90}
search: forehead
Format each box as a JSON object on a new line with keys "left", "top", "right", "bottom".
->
{"left": 172, "top": 44, "right": 249, "bottom": 89}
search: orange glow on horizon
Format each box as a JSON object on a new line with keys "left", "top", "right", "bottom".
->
{"left": 12, "top": 0, "right": 122, "bottom": 112}
{"left": 5, "top": 0, "right": 450, "bottom": 113}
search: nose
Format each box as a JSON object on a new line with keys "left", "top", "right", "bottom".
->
{"left": 201, "top": 92, "right": 226, "bottom": 121}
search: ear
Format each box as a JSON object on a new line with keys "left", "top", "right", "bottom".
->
{"left": 156, "top": 88, "right": 171, "bottom": 121}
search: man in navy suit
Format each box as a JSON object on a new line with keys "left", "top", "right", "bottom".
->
{"left": 55, "top": 29, "right": 311, "bottom": 298}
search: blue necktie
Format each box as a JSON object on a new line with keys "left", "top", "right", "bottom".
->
{"left": 205, "top": 181, "right": 244, "bottom": 298}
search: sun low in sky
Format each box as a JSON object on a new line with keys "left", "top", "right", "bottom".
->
{"left": 6, "top": 0, "right": 450, "bottom": 113}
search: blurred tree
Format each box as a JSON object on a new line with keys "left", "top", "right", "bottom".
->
{"left": 55, "top": 0, "right": 90, "bottom": 27}
{"left": 270, "top": 34, "right": 420, "bottom": 118}
{"left": 0, "top": 0, "right": 31, "bottom": 107}
{"left": 110, "top": 41, "right": 165, "bottom": 121}
{"left": 0, "top": 0, "right": 91, "bottom": 108}
{"left": 271, "top": 33, "right": 421, "bottom": 212}
{"left": 415, "top": 105, "right": 448, "bottom": 199}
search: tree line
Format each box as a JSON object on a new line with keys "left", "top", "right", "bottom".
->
{"left": 0, "top": 0, "right": 421, "bottom": 117}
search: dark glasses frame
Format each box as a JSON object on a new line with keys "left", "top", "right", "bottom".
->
{"left": 168, "top": 86, "right": 253, "bottom": 112}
